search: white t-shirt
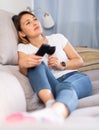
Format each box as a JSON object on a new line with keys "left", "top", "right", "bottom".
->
{"left": 18, "top": 34, "right": 77, "bottom": 78}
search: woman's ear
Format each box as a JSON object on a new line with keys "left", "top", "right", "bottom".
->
{"left": 18, "top": 31, "right": 28, "bottom": 44}
{"left": 18, "top": 31, "right": 26, "bottom": 38}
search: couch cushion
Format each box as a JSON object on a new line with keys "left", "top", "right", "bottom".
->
{"left": 0, "top": 65, "right": 44, "bottom": 112}
{"left": 78, "top": 94, "right": 99, "bottom": 108}
{"left": 0, "top": 9, "right": 18, "bottom": 65}
{"left": 92, "top": 81, "right": 99, "bottom": 94}
{"left": 0, "top": 71, "right": 26, "bottom": 123}
{"left": 66, "top": 106, "right": 99, "bottom": 129}
{"left": 84, "top": 69, "right": 99, "bottom": 81}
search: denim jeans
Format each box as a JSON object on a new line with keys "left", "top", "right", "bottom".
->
{"left": 28, "top": 62, "right": 92, "bottom": 113}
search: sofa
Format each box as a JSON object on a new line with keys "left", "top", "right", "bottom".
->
{"left": 0, "top": 9, "right": 99, "bottom": 130}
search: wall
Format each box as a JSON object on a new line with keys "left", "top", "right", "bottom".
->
{"left": 0, "top": 0, "right": 34, "bottom": 14}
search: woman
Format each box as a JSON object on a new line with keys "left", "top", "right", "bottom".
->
{"left": 9, "top": 11, "right": 92, "bottom": 123}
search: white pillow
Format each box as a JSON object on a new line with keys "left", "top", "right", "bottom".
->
{"left": 0, "top": 9, "right": 18, "bottom": 65}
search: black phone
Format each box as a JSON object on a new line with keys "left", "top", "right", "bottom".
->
{"left": 36, "top": 44, "right": 56, "bottom": 56}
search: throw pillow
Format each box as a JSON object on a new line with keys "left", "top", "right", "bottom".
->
{"left": 0, "top": 9, "right": 18, "bottom": 65}
{"left": 75, "top": 47, "right": 99, "bottom": 72}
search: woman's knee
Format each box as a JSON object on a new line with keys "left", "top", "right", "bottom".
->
{"left": 61, "top": 72, "right": 92, "bottom": 99}
{"left": 27, "top": 62, "right": 51, "bottom": 92}
{"left": 71, "top": 73, "right": 92, "bottom": 98}
{"left": 28, "top": 62, "right": 45, "bottom": 75}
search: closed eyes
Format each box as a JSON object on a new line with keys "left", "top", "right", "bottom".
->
{"left": 25, "top": 17, "right": 38, "bottom": 25}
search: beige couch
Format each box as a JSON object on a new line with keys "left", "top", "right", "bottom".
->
{"left": 0, "top": 9, "right": 99, "bottom": 130}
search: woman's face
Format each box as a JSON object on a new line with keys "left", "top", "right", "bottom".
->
{"left": 20, "top": 13, "right": 43, "bottom": 38}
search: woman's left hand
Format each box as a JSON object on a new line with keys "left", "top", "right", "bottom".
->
{"left": 48, "top": 55, "right": 61, "bottom": 69}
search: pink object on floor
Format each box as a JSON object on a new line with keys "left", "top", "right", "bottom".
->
{"left": 6, "top": 112, "right": 36, "bottom": 124}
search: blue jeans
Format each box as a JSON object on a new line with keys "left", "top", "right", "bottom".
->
{"left": 28, "top": 62, "right": 92, "bottom": 113}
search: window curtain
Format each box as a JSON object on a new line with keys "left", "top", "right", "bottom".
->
{"left": 34, "top": 0, "right": 99, "bottom": 48}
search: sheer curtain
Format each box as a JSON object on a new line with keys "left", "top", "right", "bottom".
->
{"left": 34, "top": 0, "right": 99, "bottom": 48}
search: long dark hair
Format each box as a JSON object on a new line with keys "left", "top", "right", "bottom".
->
{"left": 12, "top": 11, "right": 36, "bottom": 44}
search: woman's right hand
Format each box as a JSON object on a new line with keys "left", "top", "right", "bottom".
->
{"left": 18, "top": 52, "right": 43, "bottom": 68}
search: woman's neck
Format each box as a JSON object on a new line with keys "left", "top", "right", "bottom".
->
{"left": 29, "top": 35, "right": 48, "bottom": 48}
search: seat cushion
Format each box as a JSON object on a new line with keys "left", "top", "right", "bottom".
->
{"left": 0, "top": 65, "right": 44, "bottom": 112}
{"left": 0, "top": 71, "right": 26, "bottom": 123}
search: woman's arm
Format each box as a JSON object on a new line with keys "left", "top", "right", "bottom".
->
{"left": 18, "top": 52, "right": 43, "bottom": 75}
{"left": 63, "top": 42, "right": 84, "bottom": 69}
{"left": 48, "top": 42, "right": 84, "bottom": 70}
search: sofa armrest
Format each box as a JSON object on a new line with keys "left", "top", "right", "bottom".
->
{"left": 0, "top": 71, "right": 26, "bottom": 123}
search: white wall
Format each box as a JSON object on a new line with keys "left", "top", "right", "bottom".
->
{"left": 0, "top": 0, "right": 34, "bottom": 14}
